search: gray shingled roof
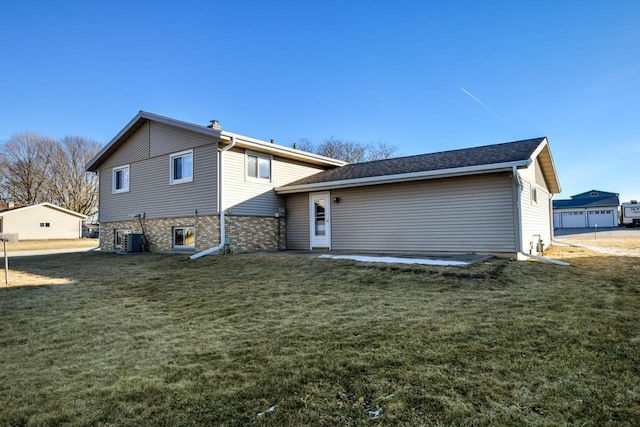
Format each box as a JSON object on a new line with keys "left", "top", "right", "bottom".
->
{"left": 281, "top": 137, "right": 546, "bottom": 188}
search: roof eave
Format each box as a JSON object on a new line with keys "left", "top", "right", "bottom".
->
{"left": 220, "top": 132, "right": 347, "bottom": 167}
{"left": 86, "top": 111, "right": 222, "bottom": 172}
{"left": 86, "top": 112, "right": 345, "bottom": 172}
{"left": 531, "top": 138, "right": 561, "bottom": 194}
{"left": 275, "top": 160, "right": 528, "bottom": 194}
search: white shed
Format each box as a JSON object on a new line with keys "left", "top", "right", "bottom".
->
{"left": 0, "top": 203, "right": 87, "bottom": 240}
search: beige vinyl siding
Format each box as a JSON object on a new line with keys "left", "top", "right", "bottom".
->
{"left": 101, "top": 122, "right": 150, "bottom": 169}
{"left": 150, "top": 122, "right": 215, "bottom": 157}
{"left": 534, "top": 158, "right": 549, "bottom": 190}
{"left": 520, "top": 158, "right": 550, "bottom": 192}
{"left": 285, "top": 192, "right": 311, "bottom": 249}
{"left": 224, "top": 147, "right": 326, "bottom": 216}
{"left": 520, "top": 172, "right": 552, "bottom": 250}
{"left": 286, "top": 173, "right": 516, "bottom": 253}
{"left": 331, "top": 174, "right": 515, "bottom": 253}
{"left": 99, "top": 144, "right": 218, "bottom": 222}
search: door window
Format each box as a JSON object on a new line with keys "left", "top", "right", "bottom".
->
{"left": 314, "top": 199, "right": 326, "bottom": 236}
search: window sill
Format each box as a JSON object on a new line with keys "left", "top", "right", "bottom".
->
{"left": 246, "top": 177, "right": 272, "bottom": 185}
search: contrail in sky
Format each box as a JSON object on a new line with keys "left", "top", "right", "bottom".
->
{"left": 460, "top": 87, "right": 511, "bottom": 126}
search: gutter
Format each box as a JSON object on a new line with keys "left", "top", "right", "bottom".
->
{"left": 190, "top": 136, "right": 237, "bottom": 259}
{"left": 221, "top": 131, "right": 347, "bottom": 167}
{"left": 513, "top": 165, "right": 524, "bottom": 255}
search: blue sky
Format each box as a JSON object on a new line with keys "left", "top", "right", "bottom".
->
{"left": 1, "top": 1, "right": 639, "bottom": 202}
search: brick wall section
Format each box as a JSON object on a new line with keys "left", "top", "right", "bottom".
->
{"left": 99, "top": 215, "right": 285, "bottom": 252}
{"left": 226, "top": 215, "right": 286, "bottom": 252}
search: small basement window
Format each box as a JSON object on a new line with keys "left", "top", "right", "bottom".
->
{"left": 114, "top": 230, "right": 130, "bottom": 249}
{"left": 173, "top": 226, "right": 195, "bottom": 248}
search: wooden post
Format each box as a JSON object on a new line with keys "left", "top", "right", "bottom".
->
{"left": 4, "top": 239, "right": 7, "bottom": 285}
{"left": 0, "top": 233, "right": 19, "bottom": 286}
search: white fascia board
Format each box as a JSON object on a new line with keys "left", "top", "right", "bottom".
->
{"left": 86, "top": 113, "right": 145, "bottom": 171}
{"left": 138, "top": 111, "right": 220, "bottom": 137}
{"left": 86, "top": 111, "right": 221, "bottom": 172}
{"left": 276, "top": 160, "right": 528, "bottom": 194}
{"left": 530, "top": 137, "right": 561, "bottom": 194}
{"left": 529, "top": 137, "right": 548, "bottom": 159}
{"left": 220, "top": 131, "right": 347, "bottom": 167}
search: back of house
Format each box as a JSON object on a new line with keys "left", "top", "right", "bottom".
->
{"left": 88, "top": 112, "right": 561, "bottom": 259}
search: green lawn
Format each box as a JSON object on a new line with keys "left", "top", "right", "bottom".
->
{"left": 1, "top": 247, "right": 638, "bottom": 425}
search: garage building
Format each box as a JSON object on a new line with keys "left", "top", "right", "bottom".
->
{"left": 553, "top": 190, "right": 619, "bottom": 229}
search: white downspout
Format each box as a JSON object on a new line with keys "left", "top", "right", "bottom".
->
{"left": 519, "top": 251, "right": 570, "bottom": 266}
{"left": 513, "top": 165, "right": 570, "bottom": 266}
{"left": 190, "top": 136, "right": 237, "bottom": 259}
{"left": 513, "top": 166, "right": 524, "bottom": 256}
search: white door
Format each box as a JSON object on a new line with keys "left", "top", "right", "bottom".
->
{"left": 310, "top": 193, "right": 331, "bottom": 249}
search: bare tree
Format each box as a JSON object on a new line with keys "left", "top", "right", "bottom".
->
{"left": 366, "top": 140, "right": 397, "bottom": 161}
{"left": 293, "top": 136, "right": 398, "bottom": 163}
{"left": 317, "top": 137, "right": 367, "bottom": 163}
{"left": 47, "top": 136, "right": 101, "bottom": 217}
{"left": 293, "top": 137, "right": 315, "bottom": 152}
{"left": 0, "top": 132, "right": 56, "bottom": 204}
{"left": 0, "top": 133, "right": 101, "bottom": 217}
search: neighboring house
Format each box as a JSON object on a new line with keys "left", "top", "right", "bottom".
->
{"left": 0, "top": 203, "right": 87, "bottom": 239}
{"left": 82, "top": 223, "right": 100, "bottom": 238}
{"left": 552, "top": 190, "right": 620, "bottom": 229}
{"left": 85, "top": 111, "right": 345, "bottom": 253}
{"left": 87, "top": 111, "right": 561, "bottom": 259}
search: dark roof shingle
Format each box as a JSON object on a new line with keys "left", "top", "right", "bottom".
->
{"left": 282, "top": 137, "right": 545, "bottom": 188}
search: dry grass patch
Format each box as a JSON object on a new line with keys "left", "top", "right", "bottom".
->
{"left": 9, "top": 238, "right": 99, "bottom": 251}
{"left": 1, "top": 249, "right": 638, "bottom": 425}
{"left": 555, "top": 236, "right": 640, "bottom": 257}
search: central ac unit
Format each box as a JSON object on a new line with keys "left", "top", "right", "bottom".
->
{"left": 122, "top": 233, "right": 143, "bottom": 252}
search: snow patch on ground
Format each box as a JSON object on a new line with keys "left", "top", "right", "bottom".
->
{"left": 318, "top": 254, "right": 468, "bottom": 266}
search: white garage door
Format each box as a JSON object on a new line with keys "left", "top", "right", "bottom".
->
{"left": 588, "top": 210, "right": 615, "bottom": 227}
{"left": 561, "top": 211, "right": 586, "bottom": 228}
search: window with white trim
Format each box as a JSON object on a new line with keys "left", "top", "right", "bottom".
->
{"left": 114, "top": 229, "right": 130, "bottom": 249}
{"left": 531, "top": 187, "right": 538, "bottom": 204}
{"left": 246, "top": 151, "right": 272, "bottom": 182}
{"left": 170, "top": 150, "right": 193, "bottom": 185}
{"left": 173, "top": 226, "right": 195, "bottom": 248}
{"left": 113, "top": 165, "right": 130, "bottom": 193}
{"left": 39, "top": 222, "right": 50, "bottom": 228}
